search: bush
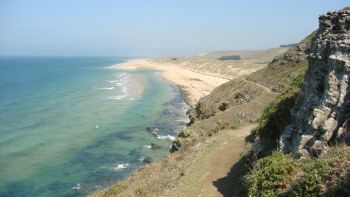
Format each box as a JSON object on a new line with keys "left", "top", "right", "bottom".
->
{"left": 246, "top": 152, "right": 297, "bottom": 196}
{"left": 292, "top": 160, "right": 327, "bottom": 197}
{"left": 293, "top": 146, "right": 350, "bottom": 197}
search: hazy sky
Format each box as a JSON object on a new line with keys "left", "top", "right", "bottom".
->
{"left": 0, "top": 0, "right": 349, "bottom": 57}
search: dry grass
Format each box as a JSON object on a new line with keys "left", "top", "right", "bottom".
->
{"left": 90, "top": 125, "right": 256, "bottom": 197}
{"left": 152, "top": 48, "right": 288, "bottom": 80}
{"left": 89, "top": 141, "right": 201, "bottom": 197}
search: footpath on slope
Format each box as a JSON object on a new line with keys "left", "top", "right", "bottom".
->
{"left": 162, "top": 124, "right": 256, "bottom": 197}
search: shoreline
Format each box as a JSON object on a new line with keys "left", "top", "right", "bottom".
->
{"left": 113, "top": 59, "right": 229, "bottom": 107}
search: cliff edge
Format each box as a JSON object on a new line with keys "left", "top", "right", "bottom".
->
{"left": 279, "top": 8, "right": 350, "bottom": 158}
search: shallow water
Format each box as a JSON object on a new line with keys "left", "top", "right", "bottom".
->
{"left": 0, "top": 57, "right": 188, "bottom": 196}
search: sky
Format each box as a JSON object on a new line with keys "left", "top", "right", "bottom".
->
{"left": 0, "top": 0, "right": 349, "bottom": 57}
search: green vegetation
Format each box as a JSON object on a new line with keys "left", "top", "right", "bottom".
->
{"left": 292, "top": 160, "right": 326, "bottom": 197}
{"left": 103, "top": 183, "right": 127, "bottom": 196}
{"left": 256, "top": 72, "right": 304, "bottom": 149}
{"left": 245, "top": 152, "right": 297, "bottom": 196}
{"left": 280, "top": 43, "right": 297, "bottom": 48}
{"left": 217, "top": 55, "right": 241, "bottom": 61}
{"left": 246, "top": 146, "right": 350, "bottom": 197}
{"left": 292, "top": 146, "right": 350, "bottom": 197}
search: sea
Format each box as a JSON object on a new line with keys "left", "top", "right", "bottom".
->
{"left": 0, "top": 57, "right": 188, "bottom": 197}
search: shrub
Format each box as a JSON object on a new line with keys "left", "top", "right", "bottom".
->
{"left": 246, "top": 152, "right": 297, "bottom": 196}
{"left": 292, "top": 160, "right": 327, "bottom": 197}
{"left": 292, "top": 146, "right": 350, "bottom": 197}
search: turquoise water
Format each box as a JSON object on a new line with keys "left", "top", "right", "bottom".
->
{"left": 0, "top": 57, "right": 188, "bottom": 196}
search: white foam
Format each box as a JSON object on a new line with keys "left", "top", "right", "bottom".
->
{"left": 175, "top": 119, "right": 189, "bottom": 124}
{"left": 115, "top": 81, "right": 128, "bottom": 87}
{"left": 113, "top": 163, "right": 129, "bottom": 170}
{"left": 97, "top": 87, "right": 115, "bottom": 90}
{"left": 139, "top": 156, "right": 146, "bottom": 162}
{"left": 121, "top": 86, "right": 128, "bottom": 94}
{"left": 95, "top": 125, "right": 100, "bottom": 129}
{"left": 118, "top": 73, "right": 129, "bottom": 78}
{"left": 107, "top": 94, "right": 128, "bottom": 100}
{"left": 144, "top": 145, "right": 152, "bottom": 149}
{"left": 156, "top": 135, "right": 176, "bottom": 141}
{"left": 72, "top": 183, "right": 81, "bottom": 190}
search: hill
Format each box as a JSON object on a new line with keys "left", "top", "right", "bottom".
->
{"left": 152, "top": 48, "right": 288, "bottom": 80}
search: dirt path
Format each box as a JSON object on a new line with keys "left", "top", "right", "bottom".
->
{"left": 163, "top": 124, "right": 256, "bottom": 197}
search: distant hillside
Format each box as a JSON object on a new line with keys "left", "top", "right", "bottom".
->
{"left": 217, "top": 55, "right": 240, "bottom": 61}
{"left": 280, "top": 43, "right": 297, "bottom": 48}
{"left": 152, "top": 48, "right": 288, "bottom": 80}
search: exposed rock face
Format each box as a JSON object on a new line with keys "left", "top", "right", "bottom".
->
{"left": 280, "top": 8, "right": 350, "bottom": 158}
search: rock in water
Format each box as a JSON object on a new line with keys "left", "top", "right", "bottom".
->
{"left": 145, "top": 127, "right": 158, "bottom": 137}
{"left": 150, "top": 143, "right": 162, "bottom": 150}
{"left": 142, "top": 156, "right": 153, "bottom": 164}
{"left": 280, "top": 8, "right": 350, "bottom": 158}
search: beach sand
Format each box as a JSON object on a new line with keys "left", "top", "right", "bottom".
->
{"left": 114, "top": 59, "right": 229, "bottom": 106}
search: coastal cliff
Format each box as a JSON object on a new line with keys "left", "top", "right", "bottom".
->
{"left": 280, "top": 8, "right": 350, "bottom": 158}
{"left": 254, "top": 7, "right": 350, "bottom": 158}
{"left": 247, "top": 7, "right": 350, "bottom": 196}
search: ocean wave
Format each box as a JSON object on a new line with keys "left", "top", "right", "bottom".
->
{"left": 156, "top": 134, "right": 176, "bottom": 141}
{"left": 117, "top": 73, "right": 129, "bottom": 78}
{"left": 175, "top": 119, "right": 189, "bottom": 124}
{"left": 72, "top": 183, "right": 81, "bottom": 190}
{"left": 115, "top": 81, "right": 128, "bottom": 86}
{"left": 107, "top": 94, "right": 128, "bottom": 100}
{"left": 113, "top": 163, "right": 129, "bottom": 170}
{"left": 97, "top": 87, "right": 115, "bottom": 90}
{"left": 138, "top": 156, "right": 146, "bottom": 162}
{"left": 143, "top": 145, "right": 152, "bottom": 149}
{"left": 121, "top": 86, "right": 128, "bottom": 94}
{"left": 108, "top": 80, "right": 128, "bottom": 87}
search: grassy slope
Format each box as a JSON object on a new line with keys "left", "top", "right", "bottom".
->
{"left": 90, "top": 125, "right": 255, "bottom": 197}
{"left": 172, "top": 33, "right": 314, "bottom": 152}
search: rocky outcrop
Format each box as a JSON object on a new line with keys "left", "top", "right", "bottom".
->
{"left": 279, "top": 8, "right": 350, "bottom": 158}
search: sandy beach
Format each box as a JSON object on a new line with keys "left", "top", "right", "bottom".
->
{"left": 114, "top": 59, "right": 229, "bottom": 106}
